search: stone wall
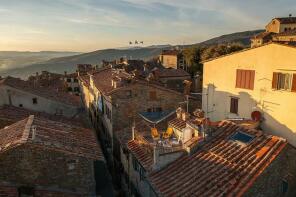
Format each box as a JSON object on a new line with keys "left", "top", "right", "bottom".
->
{"left": 112, "top": 83, "right": 186, "bottom": 131}
{"left": 0, "top": 85, "right": 80, "bottom": 118}
{"left": 244, "top": 144, "right": 296, "bottom": 197}
{"left": 0, "top": 145, "right": 96, "bottom": 196}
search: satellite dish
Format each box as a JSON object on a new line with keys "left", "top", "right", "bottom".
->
{"left": 129, "top": 41, "right": 132, "bottom": 45}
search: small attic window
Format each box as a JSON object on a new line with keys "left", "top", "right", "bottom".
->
{"left": 230, "top": 131, "right": 254, "bottom": 144}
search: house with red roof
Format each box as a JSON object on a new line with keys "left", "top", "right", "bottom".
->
{"left": 251, "top": 16, "right": 296, "bottom": 47}
{"left": 0, "top": 76, "right": 82, "bottom": 118}
{"left": 0, "top": 115, "right": 104, "bottom": 196}
{"left": 120, "top": 108, "right": 296, "bottom": 197}
{"left": 78, "top": 65, "right": 200, "bottom": 190}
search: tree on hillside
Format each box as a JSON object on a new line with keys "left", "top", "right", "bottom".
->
{"left": 182, "top": 47, "right": 203, "bottom": 76}
{"left": 181, "top": 43, "right": 244, "bottom": 76}
{"left": 200, "top": 43, "right": 244, "bottom": 61}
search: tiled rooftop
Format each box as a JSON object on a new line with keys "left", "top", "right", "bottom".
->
{"left": 153, "top": 68, "right": 190, "bottom": 78}
{"left": 275, "top": 16, "right": 296, "bottom": 24}
{"left": 128, "top": 140, "right": 153, "bottom": 171}
{"left": 0, "top": 115, "right": 104, "bottom": 160}
{"left": 0, "top": 77, "right": 81, "bottom": 106}
{"left": 161, "top": 50, "right": 180, "bottom": 56}
{"left": 149, "top": 120, "right": 287, "bottom": 197}
{"left": 0, "top": 105, "right": 87, "bottom": 128}
{"left": 88, "top": 67, "right": 184, "bottom": 96}
{"left": 252, "top": 31, "right": 274, "bottom": 39}
{"left": 168, "top": 117, "right": 187, "bottom": 131}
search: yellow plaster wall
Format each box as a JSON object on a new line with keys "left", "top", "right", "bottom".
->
{"left": 203, "top": 43, "right": 296, "bottom": 146}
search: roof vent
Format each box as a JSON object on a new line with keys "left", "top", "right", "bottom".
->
{"left": 31, "top": 125, "right": 37, "bottom": 140}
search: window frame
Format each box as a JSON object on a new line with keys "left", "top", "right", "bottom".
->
{"left": 272, "top": 72, "right": 296, "bottom": 91}
{"left": 235, "top": 69, "right": 255, "bottom": 90}
{"left": 281, "top": 179, "right": 288, "bottom": 194}
{"left": 32, "top": 97, "right": 38, "bottom": 105}
{"left": 230, "top": 97, "right": 239, "bottom": 114}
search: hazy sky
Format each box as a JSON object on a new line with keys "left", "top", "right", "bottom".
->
{"left": 0, "top": 0, "right": 295, "bottom": 52}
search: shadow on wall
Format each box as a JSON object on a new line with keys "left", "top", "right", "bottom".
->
{"left": 204, "top": 83, "right": 296, "bottom": 146}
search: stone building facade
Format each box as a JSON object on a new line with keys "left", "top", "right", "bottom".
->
{"left": 0, "top": 145, "right": 96, "bottom": 196}
{"left": 0, "top": 77, "right": 81, "bottom": 118}
{"left": 0, "top": 115, "right": 104, "bottom": 196}
{"left": 78, "top": 66, "right": 200, "bottom": 190}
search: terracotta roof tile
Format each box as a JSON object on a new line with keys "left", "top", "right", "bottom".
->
{"left": 0, "top": 105, "right": 87, "bottom": 128}
{"left": 0, "top": 115, "right": 104, "bottom": 160}
{"left": 127, "top": 140, "right": 153, "bottom": 171}
{"left": 92, "top": 68, "right": 115, "bottom": 94}
{"left": 275, "top": 17, "right": 296, "bottom": 24}
{"left": 252, "top": 31, "right": 274, "bottom": 39}
{"left": 161, "top": 50, "right": 180, "bottom": 56}
{"left": 149, "top": 121, "right": 287, "bottom": 196}
{"left": 90, "top": 67, "right": 184, "bottom": 96}
{"left": 0, "top": 77, "right": 81, "bottom": 106}
{"left": 168, "top": 118, "right": 187, "bottom": 131}
{"left": 153, "top": 68, "right": 190, "bottom": 78}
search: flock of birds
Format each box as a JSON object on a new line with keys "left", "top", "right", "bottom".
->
{"left": 129, "top": 40, "right": 144, "bottom": 45}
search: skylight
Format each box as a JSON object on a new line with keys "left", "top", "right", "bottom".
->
{"left": 230, "top": 131, "right": 254, "bottom": 144}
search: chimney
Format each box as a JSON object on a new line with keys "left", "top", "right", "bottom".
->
{"left": 31, "top": 125, "right": 37, "bottom": 140}
{"left": 132, "top": 123, "right": 135, "bottom": 140}
{"left": 182, "top": 112, "right": 190, "bottom": 121}
{"left": 153, "top": 146, "right": 160, "bottom": 170}
{"left": 176, "top": 107, "right": 183, "bottom": 119}
{"left": 36, "top": 72, "right": 39, "bottom": 77}
{"left": 64, "top": 71, "right": 67, "bottom": 76}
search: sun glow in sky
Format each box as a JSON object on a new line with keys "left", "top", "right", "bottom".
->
{"left": 0, "top": 0, "right": 295, "bottom": 52}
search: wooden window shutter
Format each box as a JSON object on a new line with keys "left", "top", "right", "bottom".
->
{"left": 292, "top": 74, "right": 296, "bottom": 92}
{"left": 245, "top": 70, "right": 251, "bottom": 89}
{"left": 236, "top": 70, "right": 242, "bottom": 88}
{"left": 241, "top": 70, "right": 246, "bottom": 88}
{"left": 250, "top": 70, "right": 255, "bottom": 90}
{"left": 272, "top": 72, "right": 279, "bottom": 89}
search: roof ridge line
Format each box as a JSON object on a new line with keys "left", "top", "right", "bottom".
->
{"left": 21, "top": 115, "right": 34, "bottom": 142}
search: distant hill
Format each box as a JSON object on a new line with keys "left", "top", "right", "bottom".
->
{"left": 195, "top": 30, "right": 264, "bottom": 47}
{"left": 0, "top": 47, "right": 169, "bottom": 79}
{"left": 0, "top": 51, "right": 81, "bottom": 71}
{"left": 0, "top": 30, "right": 263, "bottom": 79}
